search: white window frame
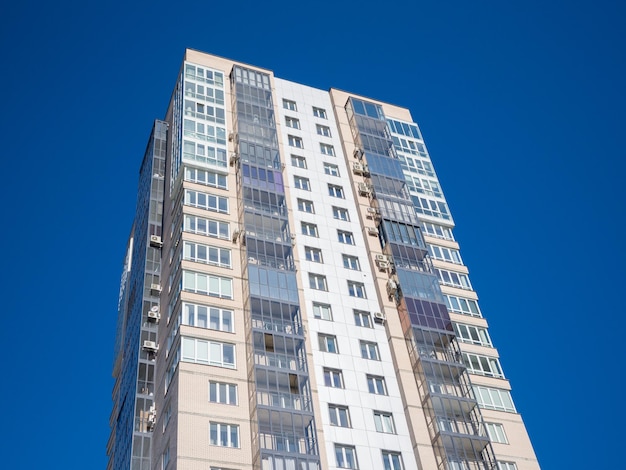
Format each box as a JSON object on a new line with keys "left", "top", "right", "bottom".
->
{"left": 443, "top": 294, "right": 481, "bottom": 317}
{"left": 285, "top": 116, "right": 300, "bottom": 129}
{"left": 367, "top": 375, "right": 387, "bottom": 395}
{"left": 486, "top": 422, "right": 508, "bottom": 444}
{"left": 288, "top": 135, "right": 303, "bottom": 148}
{"left": 473, "top": 386, "right": 516, "bottom": 413}
{"left": 436, "top": 268, "right": 472, "bottom": 290}
{"left": 338, "top": 230, "right": 355, "bottom": 245}
{"left": 184, "top": 214, "right": 230, "bottom": 240}
{"left": 181, "top": 337, "right": 235, "bottom": 368}
{"left": 324, "top": 368, "right": 344, "bottom": 388}
{"left": 185, "top": 189, "right": 229, "bottom": 214}
{"left": 454, "top": 323, "right": 492, "bottom": 346}
{"left": 335, "top": 444, "right": 358, "bottom": 469}
{"left": 209, "top": 381, "right": 238, "bottom": 405}
{"left": 348, "top": 281, "right": 366, "bottom": 298}
{"left": 381, "top": 451, "right": 403, "bottom": 470}
{"left": 316, "top": 124, "right": 331, "bottom": 137}
{"left": 324, "top": 163, "right": 339, "bottom": 176}
{"left": 329, "top": 404, "right": 351, "bottom": 427}
{"left": 182, "top": 302, "right": 233, "bottom": 332}
{"left": 463, "top": 352, "right": 504, "bottom": 378}
{"left": 313, "top": 303, "right": 332, "bottom": 321}
{"left": 297, "top": 198, "right": 314, "bottom": 213}
{"left": 360, "top": 341, "right": 380, "bottom": 360}
{"left": 301, "top": 222, "right": 319, "bottom": 237}
{"left": 313, "top": 106, "right": 327, "bottom": 118}
{"left": 342, "top": 254, "right": 360, "bottom": 270}
{"left": 294, "top": 176, "right": 311, "bottom": 191}
{"left": 353, "top": 310, "right": 372, "bottom": 328}
{"left": 291, "top": 155, "right": 306, "bottom": 168}
{"left": 333, "top": 207, "right": 350, "bottom": 221}
{"left": 183, "top": 241, "right": 231, "bottom": 268}
{"left": 319, "top": 334, "right": 338, "bottom": 353}
{"left": 328, "top": 184, "right": 345, "bottom": 198}
{"left": 184, "top": 167, "right": 227, "bottom": 190}
{"left": 373, "top": 411, "right": 395, "bottom": 433}
{"left": 305, "top": 246, "right": 323, "bottom": 263}
{"left": 309, "top": 273, "right": 328, "bottom": 291}
{"left": 283, "top": 99, "right": 297, "bottom": 111}
{"left": 209, "top": 422, "right": 239, "bottom": 447}
{"left": 320, "top": 143, "right": 335, "bottom": 156}
{"left": 182, "top": 270, "right": 233, "bottom": 299}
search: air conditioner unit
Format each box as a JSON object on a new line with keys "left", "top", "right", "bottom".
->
{"left": 231, "top": 229, "right": 240, "bottom": 243}
{"left": 375, "top": 254, "right": 387, "bottom": 262}
{"left": 353, "top": 148, "right": 364, "bottom": 159}
{"left": 150, "top": 284, "right": 162, "bottom": 295}
{"left": 386, "top": 279, "right": 398, "bottom": 295}
{"left": 352, "top": 162, "right": 364, "bottom": 175}
{"left": 149, "top": 235, "right": 163, "bottom": 248}
{"left": 143, "top": 341, "right": 158, "bottom": 352}
{"left": 377, "top": 260, "right": 390, "bottom": 269}
{"left": 374, "top": 312, "right": 386, "bottom": 323}
{"left": 147, "top": 310, "right": 160, "bottom": 322}
{"left": 358, "top": 183, "right": 371, "bottom": 196}
{"left": 229, "top": 153, "right": 239, "bottom": 166}
{"left": 290, "top": 234, "right": 296, "bottom": 245}
{"left": 367, "top": 227, "right": 379, "bottom": 236}
{"left": 366, "top": 207, "right": 379, "bottom": 218}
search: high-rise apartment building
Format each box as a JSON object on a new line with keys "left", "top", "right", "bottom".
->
{"left": 108, "top": 49, "right": 539, "bottom": 470}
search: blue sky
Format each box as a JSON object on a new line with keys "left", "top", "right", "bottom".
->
{"left": 1, "top": 0, "right": 623, "bottom": 468}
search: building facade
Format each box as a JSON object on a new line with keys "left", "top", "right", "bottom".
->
{"left": 108, "top": 49, "right": 540, "bottom": 470}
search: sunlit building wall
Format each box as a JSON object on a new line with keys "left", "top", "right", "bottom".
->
{"left": 109, "top": 49, "right": 540, "bottom": 470}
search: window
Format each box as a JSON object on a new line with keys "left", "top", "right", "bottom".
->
{"left": 184, "top": 215, "right": 230, "bottom": 240}
{"left": 324, "top": 368, "right": 344, "bottom": 388}
{"left": 333, "top": 207, "right": 350, "bottom": 221}
{"left": 305, "top": 246, "right": 323, "bottom": 263}
{"left": 367, "top": 375, "right": 387, "bottom": 395}
{"left": 454, "top": 323, "right": 492, "bottom": 346}
{"left": 283, "top": 99, "right": 297, "bottom": 111}
{"left": 181, "top": 337, "right": 235, "bottom": 368}
{"left": 338, "top": 230, "right": 355, "bottom": 245}
{"left": 316, "top": 124, "right": 331, "bottom": 137}
{"left": 297, "top": 198, "right": 314, "bottom": 213}
{"left": 353, "top": 310, "right": 372, "bottom": 328}
{"left": 294, "top": 176, "right": 311, "bottom": 191}
{"left": 183, "top": 241, "right": 231, "bottom": 268}
{"left": 291, "top": 155, "right": 307, "bottom": 168}
{"left": 313, "top": 302, "right": 332, "bottom": 321}
{"left": 288, "top": 135, "right": 303, "bottom": 148}
{"left": 324, "top": 163, "right": 339, "bottom": 176}
{"left": 360, "top": 341, "right": 380, "bottom": 360}
{"left": 313, "top": 106, "right": 327, "bottom": 118}
{"left": 374, "top": 412, "right": 395, "bottom": 433}
{"left": 185, "top": 189, "right": 228, "bottom": 214}
{"left": 443, "top": 294, "right": 481, "bottom": 317}
{"left": 162, "top": 401, "right": 172, "bottom": 431}
{"left": 422, "top": 222, "right": 454, "bottom": 240}
{"left": 182, "top": 271, "right": 233, "bottom": 299}
{"left": 209, "top": 422, "right": 239, "bottom": 447}
{"left": 285, "top": 116, "right": 300, "bottom": 129}
{"left": 435, "top": 269, "right": 472, "bottom": 290}
{"left": 486, "top": 422, "right": 508, "bottom": 444}
{"left": 309, "top": 273, "right": 328, "bottom": 291}
{"left": 462, "top": 353, "right": 504, "bottom": 378}
{"left": 428, "top": 245, "right": 462, "bottom": 264}
{"left": 473, "top": 386, "right": 516, "bottom": 413}
{"left": 328, "top": 184, "right": 344, "bottom": 198}
{"left": 348, "top": 281, "right": 366, "bottom": 298}
{"left": 342, "top": 255, "right": 360, "bottom": 270}
{"left": 320, "top": 143, "right": 335, "bottom": 156}
{"left": 184, "top": 167, "right": 227, "bottom": 190}
{"left": 382, "top": 451, "right": 403, "bottom": 470}
{"left": 301, "top": 222, "right": 319, "bottom": 237}
{"left": 183, "top": 303, "right": 233, "bottom": 332}
{"left": 209, "top": 381, "right": 237, "bottom": 405}
{"left": 335, "top": 444, "right": 358, "bottom": 469}
{"left": 319, "top": 334, "right": 338, "bottom": 353}
{"left": 329, "top": 405, "right": 350, "bottom": 427}
{"left": 497, "top": 463, "right": 517, "bottom": 470}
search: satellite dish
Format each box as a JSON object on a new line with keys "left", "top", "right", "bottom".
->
{"left": 150, "top": 306, "right": 159, "bottom": 313}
